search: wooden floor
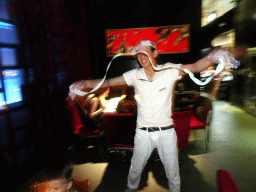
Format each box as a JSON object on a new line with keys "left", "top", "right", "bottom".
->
{"left": 16, "top": 101, "right": 256, "bottom": 192}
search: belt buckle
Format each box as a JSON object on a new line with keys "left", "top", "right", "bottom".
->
{"left": 148, "top": 127, "right": 154, "bottom": 132}
{"left": 148, "top": 127, "right": 158, "bottom": 132}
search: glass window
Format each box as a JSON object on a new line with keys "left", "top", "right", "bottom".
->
{"left": 3, "top": 69, "right": 24, "bottom": 104}
{"left": 0, "top": 0, "right": 11, "bottom": 20}
{"left": 0, "top": 22, "right": 19, "bottom": 44}
{"left": 0, "top": 92, "right": 5, "bottom": 107}
{"left": 0, "top": 73, "right": 2, "bottom": 88}
{"left": 0, "top": 20, "right": 23, "bottom": 108}
{"left": 0, "top": 48, "right": 18, "bottom": 66}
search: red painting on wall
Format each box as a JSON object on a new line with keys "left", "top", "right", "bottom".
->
{"left": 105, "top": 24, "right": 190, "bottom": 56}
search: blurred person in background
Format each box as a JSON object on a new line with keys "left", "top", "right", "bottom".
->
{"left": 116, "top": 86, "right": 137, "bottom": 115}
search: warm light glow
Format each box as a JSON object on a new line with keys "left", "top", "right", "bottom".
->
{"left": 103, "top": 94, "right": 137, "bottom": 113}
{"left": 207, "top": 12, "right": 216, "bottom": 23}
{"left": 103, "top": 96, "right": 125, "bottom": 113}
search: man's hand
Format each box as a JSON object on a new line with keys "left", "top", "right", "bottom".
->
{"left": 67, "top": 75, "right": 126, "bottom": 103}
{"left": 67, "top": 80, "right": 91, "bottom": 102}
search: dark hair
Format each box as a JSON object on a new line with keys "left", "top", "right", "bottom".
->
{"left": 125, "top": 86, "right": 135, "bottom": 100}
{"left": 44, "top": 160, "right": 74, "bottom": 183}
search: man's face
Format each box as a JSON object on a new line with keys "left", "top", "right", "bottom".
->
{"left": 136, "top": 46, "right": 157, "bottom": 68}
{"left": 46, "top": 179, "right": 72, "bottom": 192}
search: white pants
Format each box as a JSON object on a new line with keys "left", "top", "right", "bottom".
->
{"left": 127, "top": 128, "right": 180, "bottom": 192}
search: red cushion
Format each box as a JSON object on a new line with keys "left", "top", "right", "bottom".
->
{"left": 104, "top": 113, "right": 136, "bottom": 148}
{"left": 217, "top": 169, "right": 240, "bottom": 192}
{"left": 66, "top": 102, "right": 102, "bottom": 136}
{"left": 189, "top": 111, "right": 206, "bottom": 130}
{"left": 79, "top": 97, "right": 87, "bottom": 108}
{"left": 172, "top": 110, "right": 192, "bottom": 148}
{"left": 73, "top": 124, "right": 101, "bottom": 135}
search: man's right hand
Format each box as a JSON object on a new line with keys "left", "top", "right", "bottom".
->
{"left": 67, "top": 80, "right": 90, "bottom": 101}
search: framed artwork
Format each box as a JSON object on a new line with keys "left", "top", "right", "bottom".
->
{"left": 105, "top": 24, "right": 190, "bottom": 56}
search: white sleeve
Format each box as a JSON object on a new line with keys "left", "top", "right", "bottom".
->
{"left": 167, "top": 68, "right": 182, "bottom": 81}
{"left": 123, "top": 69, "right": 137, "bottom": 86}
{"left": 176, "top": 68, "right": 183, "bottom": 80}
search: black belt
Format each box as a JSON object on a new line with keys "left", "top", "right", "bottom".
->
{"left": 140, "top": 124, "right": 174, "bottom": 132}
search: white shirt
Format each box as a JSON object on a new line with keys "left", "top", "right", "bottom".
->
{"left": 123, "top": 67, "right": 182, "bottom": 129}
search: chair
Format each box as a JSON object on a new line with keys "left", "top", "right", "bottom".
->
{"left": 66, "top": 100, "right": 105, "bottom": 155}
{"left": 217, "top": 169, "right": 240, "bottom": 192}
{"left": 172, "top": 110, "right": 191, "bottom": 149}
{"left": 103, "top": 113, "right": 136, "bottom": 161}
{"left": 189, "top": 96, "right": 213, "bottom": 148}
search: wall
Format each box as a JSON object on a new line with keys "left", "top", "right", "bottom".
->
{"left": 87, "top": 0, "right": 202, "bottom": 91}
{"left": 234, "top": 0, "right": 256, "bottom": 47}
{"left": 2, "top": 0, "right": 96, "bottom": 190}
{"left": 231, "top": 0, "right": 256, "bottom": 111}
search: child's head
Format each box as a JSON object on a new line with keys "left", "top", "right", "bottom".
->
{"left": 44, "top": 160, "right": 74, "bottom": 192}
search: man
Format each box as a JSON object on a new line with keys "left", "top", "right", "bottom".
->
{"left": 68, "top": 40, "right": 242, "bottom": 192}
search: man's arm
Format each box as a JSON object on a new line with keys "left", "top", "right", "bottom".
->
{"left": 104, "top": 75, "right": 127, "bottom": 88}
{"left": 180, "top": 55, "right": 213, "bottom": 75}
{"left": 179, "top": 46, "right": 247, "bottom": 76}
{"left": 78, "top": 75, "right": 126, "bottom": 90}
{"left": 68, "top": 75, "right": 127, "bottom": 100}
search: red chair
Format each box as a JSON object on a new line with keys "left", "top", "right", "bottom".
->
{"left": 189, "top": 99, "right": 212, "bottom": 148}
{"left": 217, "top": 169, "right": 240, "bottom": 192}
{"left": 103, "top": 113, "right": 136, "bottom": 151}
{"left": 189, "top": 109, "right": 212, "bottom": 147}
{"left": 66, "top": 101, "right": 105, "bottom": 155}
{"left": 172, "top": 110, "right": 191, "bottom": 149}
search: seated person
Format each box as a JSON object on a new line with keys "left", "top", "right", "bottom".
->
{"left": 116, "top": 86, "right": 137, "bottom": 114}
{"left": 43, "top": 160, "right": 77, "bottom": 192}
{"left": 85, "top": 88, "right": 110, "bottom": 130}
{"left": 75, "top": 88, "right": 109, "bottom": 130}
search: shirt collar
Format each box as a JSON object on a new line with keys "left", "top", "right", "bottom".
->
{"left": 136, "top": 66, "right": 163, "bottom": 81}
